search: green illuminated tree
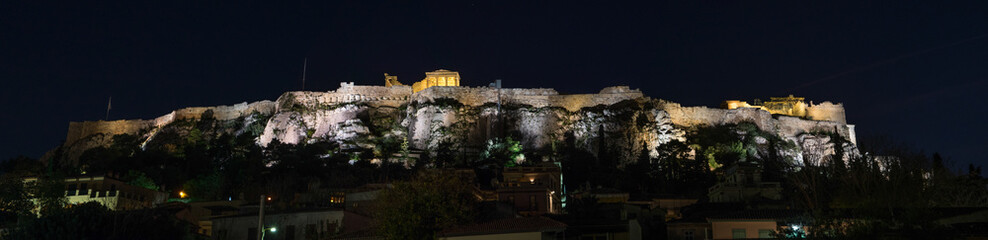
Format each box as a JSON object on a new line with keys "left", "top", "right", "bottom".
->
{"left": 124, "top": 170, "right": 159, "bottom": 191}
{"left": 479, "top": 137, "right": 525, "bottom": 167}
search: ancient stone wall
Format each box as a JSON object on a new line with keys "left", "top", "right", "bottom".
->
{"left": 412, "top": 86, "right": 643, "bottom": 112}
{"left": 722, "top": 95, "right": 847, "bottom": 124}
{"left": 64, "top": 120, "right": 156, "bottom": 146}
{"left": 277, "top": 84, "right": 413, "bottom": 111}
{"left": 171, "top": 101, "right": 276, "bottom": 121}
{"left": 659, "top": 102, "right": 856, "bottom": 143}
{"left": 806, "top": 101, "right": 847, "bottom": 124}
{"left": 64, "top": 101, "right": 276, "bottom": 146}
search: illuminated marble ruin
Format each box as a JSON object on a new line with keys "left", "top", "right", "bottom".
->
{"left": 723, "top": 95, "right": 846, "bottom": 123}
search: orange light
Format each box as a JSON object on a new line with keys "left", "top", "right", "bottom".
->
{"left": 179, "top": 191, "right": 187, "bottom": 198}
{"left": 267, "top": 197, "right": 272, "bottom": 201}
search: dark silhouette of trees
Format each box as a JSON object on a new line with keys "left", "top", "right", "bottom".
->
{"left": 374, "top": 171, "right": 477, "bottom": 239}
{"left": 7, "top": 202, "right": 200, "bottom": 240}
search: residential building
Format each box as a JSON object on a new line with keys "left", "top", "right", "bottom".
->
{"left": 707, "top": 210, "right": 803, "bottom": 239}
{"left": 23, "top": 175, "right": 168, "bottom": 213}
{"left": 708, "top": 164, "right": 782, "bottom": 203}
{"left": 211, "top": 209, "right": 347, "bottom": 240}
{"left": 497, "top": 166, "right": 562, "bottom": 216}
{"left": 439, "top": 217, "right": 566, "bottom": 240}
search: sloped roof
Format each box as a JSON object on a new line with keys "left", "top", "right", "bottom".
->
{"left": 708, "top": 209, "right": 806, "bottom": 221}
{"left": 440, "top": 217, "right": 567, "bottom": 237}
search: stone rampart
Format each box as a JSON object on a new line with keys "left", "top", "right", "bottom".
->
{"left": 277, "top": 84, "right": 412, "bottom": 112}
{"left": 64, "top": 120, "right": 156, "bottom": 146}
{"left": 64, "top": 100, "right": 276, "bottom": 146}
{"left": 412, "top": 85, "right": 644, "bottom": 111}
{"left": 171, "top": 101, "right": 276, "bottom": 121}
{"left": 806, "top": 101, "right": 847, "bottom": 123}
{"left": 660, "top": 102, "right": 856, "bottom": 143}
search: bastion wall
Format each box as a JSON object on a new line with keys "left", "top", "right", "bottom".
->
{"left": 660, "top": 102, "right": 856, "bottom": 143}
{"left": 276, "top": 84, "right": 413, "bottom": 111}
{"left": 64, "top": 101, "right": 275, "bottom": 146}
{"left": 412, "top": 85, "right": 644, "bottom": 112}
{"left": 805, "top": 101, "right": 847, "bottom": 123}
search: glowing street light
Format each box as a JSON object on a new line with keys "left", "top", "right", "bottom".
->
{"left": 179, "top": 191, "right": 187, "bottom": 198}
{"left": 261, "top": 226, "right": 277, "bottom": 240}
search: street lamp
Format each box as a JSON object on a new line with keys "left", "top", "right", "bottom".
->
{"left": 257, "top": 194, "right": 267, "bottom": 240}
{"left": 261, "top": 226, "right": 277, "bottom": 240}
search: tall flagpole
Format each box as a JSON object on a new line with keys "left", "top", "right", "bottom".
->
{"left": 301, "top": 58, "right": 308, "bottom": 91}
{"left": 105, "top": 96, "right": 112, "bottom": 120}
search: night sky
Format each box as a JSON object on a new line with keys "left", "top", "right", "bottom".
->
{"left": 2, "top": 1, "right": 987, "bottom": 168}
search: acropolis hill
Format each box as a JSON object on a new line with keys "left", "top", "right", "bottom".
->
{"left": 55, "top": 69, "right": 857, "bottom": 167}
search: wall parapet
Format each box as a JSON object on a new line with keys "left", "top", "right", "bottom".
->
{"left": 411, "top": 85, "right": 643, "bottom": 111}
{"left": 64, "top": 100, "right": 276, "bottom": 146}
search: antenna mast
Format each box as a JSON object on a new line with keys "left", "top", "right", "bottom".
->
{"left": 301, "top": 58, "right": 308, "bottom": 91}
{"left": 105, "top": 96, "right": 112, "bottom": 120}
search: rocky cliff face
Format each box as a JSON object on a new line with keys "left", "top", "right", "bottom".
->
{"left": 54, "top": 84, "right": 857, "bottom": 168}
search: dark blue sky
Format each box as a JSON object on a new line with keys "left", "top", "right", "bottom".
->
{"left": 2, "top": 1, "right": 986, "bottom": 168}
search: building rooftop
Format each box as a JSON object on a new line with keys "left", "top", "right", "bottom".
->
{"left": 439, "top": 216, "right": 567, "bottom": 237}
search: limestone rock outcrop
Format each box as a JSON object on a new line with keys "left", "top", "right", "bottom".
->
{"left": 54, "top": 83, "right": 856, "bottom": 168}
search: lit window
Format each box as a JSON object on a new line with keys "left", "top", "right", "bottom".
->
{"left": 732, "top": 229, "right": 746, "bottom": 239}
{"left": 758, "top": 229, "right": 773, "bottom": 238}
{"left": 529, "top": 195, "right": 537, "bottom": 210}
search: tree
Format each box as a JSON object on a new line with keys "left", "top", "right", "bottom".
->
{"left": 479, "top": 137, "right": 525, "bottom": 167}
{"left": 0, "top": 173, "right": 33, "bottom": 226}
{"left": 653, "top": 140, "right": 712, "bottom": 195}
{"left": 33, "top": 175, "right": 67, "bottom": 217}
{"left": 7, "top": 202, "right": 199, "bottom": 240}
{"left": 374, "top": 171, "right": 477, "bottom": 239}
{"left": 125, "top": 170, "right": 159, "bottom": 191}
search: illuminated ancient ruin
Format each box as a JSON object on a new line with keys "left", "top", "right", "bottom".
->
{"left": 59, "top": 69, "right": 856, "bottom": 167}
{"left": 722, "top": 95, "right": 846, "bottom": 123}
{"left": 382, "top": 69, "right": 461, "bottom": 92}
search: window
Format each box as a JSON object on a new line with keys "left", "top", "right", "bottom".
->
{"left": 305, "top": 224, "right": 317, "bottom": 240}
{"left": 285, "top": 225, "right": 296, "bottom": 240}
{"left": 216, "top": 230, "right": 227, "bottom": 240}
{"left": 529, "top": 195, "right": 537, "bottom": 210}
{"left": 758, "top": 229, "right": 774, "bottom": 238}
{"left": 108, "top": 184, "right": 117, "bottom": 197}
{"left": 66, "top": 184, "right": 77, "bottom": 196}
{"left": 247, "top": 227, "right": 257, "bottom": 240}
{"left": 732, "top": 229, "right": 746, "bottom": 239}
{"left": 80, "top": 183, "right": 88, "bottom": 195}
{"left": 684, "top": 229, "right": 694, "bottom": 240}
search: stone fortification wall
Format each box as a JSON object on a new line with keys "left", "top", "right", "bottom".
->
{"left": 171, "top": 101, "right": 276, "bottom": 121}
{"left": 806, "top": 101, "right": 847, "bottom": 124}
{"left": 412, "top": 86, "right": 644, "bottom": 112}
{"left": 659, "top": 102, "right": 856, "bottom": 143}
{"left": 276, "top": 84, "right": 412, "bottom": 111}
{"left": 64, "top": 120, "right": 156, "bottom": 146}
{"left": 64, "top": 101, "right": 276, "bottom": 146}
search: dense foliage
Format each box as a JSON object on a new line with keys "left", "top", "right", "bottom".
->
{"left": 6, "top": 202, "right": 200, "bottom": 240}
{"left": 374, "top": 171, "right": 477, "bottom": 240}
